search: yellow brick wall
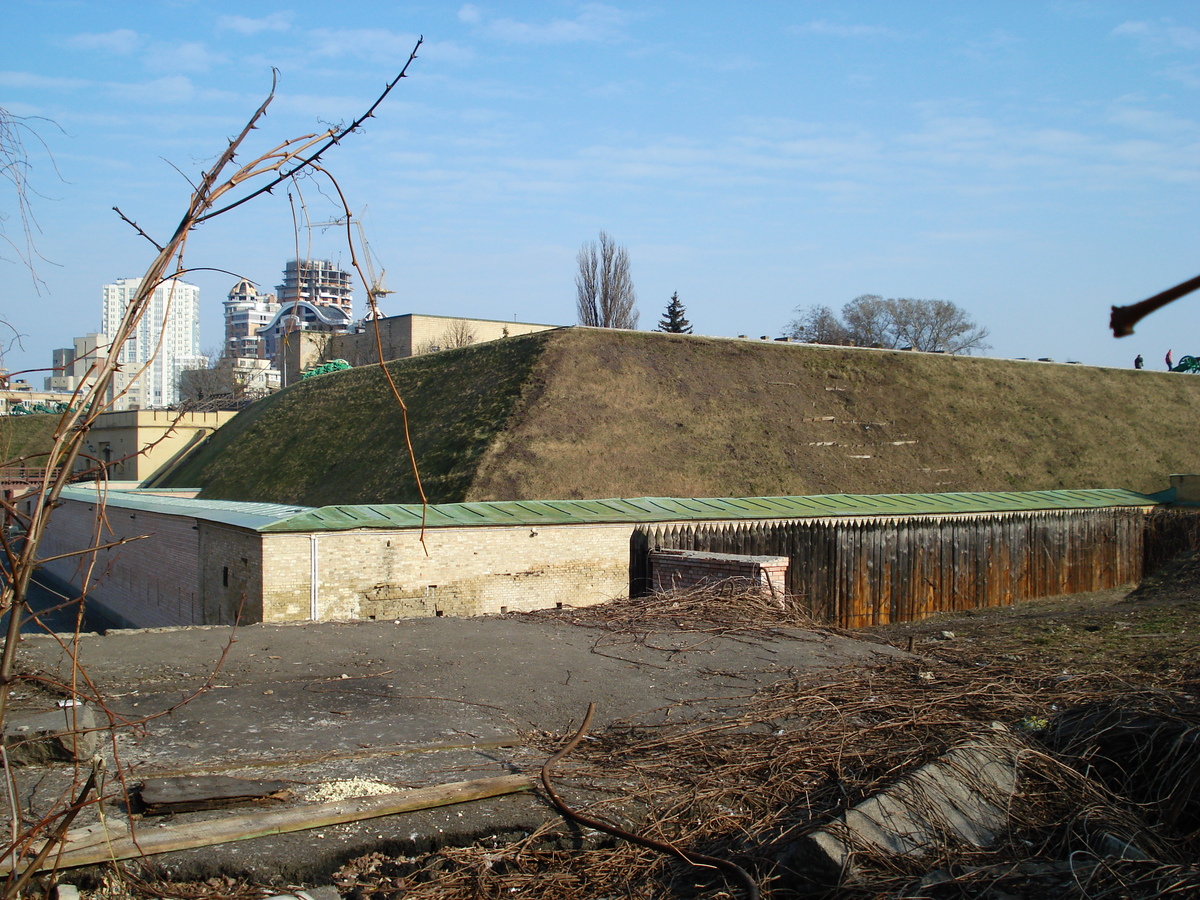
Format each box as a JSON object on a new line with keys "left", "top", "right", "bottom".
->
{"left": 259, "top": 522, "right": 633, "bottom": 622}
{"left": 197, "top": 524, "right": 264, "bottom": 625}
{"left": 260, "top": 533, "right": 314, "bottom": 622}
{"left": 37, "top": 497, "right": 204, "bottom": 628}
{"left": 326, "top": 315, "right": 557, "bottom": 366}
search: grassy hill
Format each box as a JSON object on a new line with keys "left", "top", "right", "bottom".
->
{"left": 160, "top": 328, "right": 1200, "bottom": 504}
{"left": 0, "top": 414, "right": 61, "bottom": 466}
{"left": 160, "top": 331, "right": 554, "bottom": 505}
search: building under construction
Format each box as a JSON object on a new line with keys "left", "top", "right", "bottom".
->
{"left": 275, "top": 259, "right": 355, "bottom": 316}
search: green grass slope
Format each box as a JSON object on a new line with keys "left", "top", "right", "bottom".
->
{"left": 1, "top": 414, "right": 61, "bottom": 466}
{"left": 162, "top": 331, "right": 556, "bottom": 505}
{"left": 164, "top": 328, "right": 1200, "bottom": 505}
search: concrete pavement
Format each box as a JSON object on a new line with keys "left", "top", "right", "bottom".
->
{"left": 10, "top": 613, "right": 904, "bottom": 887}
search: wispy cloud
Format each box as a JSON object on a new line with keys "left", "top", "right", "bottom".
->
{"left": 791, "top": 20, "right": 900, "bottom": 39}
{"left": 61, "top": 29, "right": 140, "bottom": 55}
{"left": 308, "top": 29, "right": 472, "bottom": 65}
{"left": 958, "top": 29, "right": 1024, "bottom": 63}
{"left": 0, "top": 70, "right": 91, "bottom": 91}
{"left": 457, "top": 3, "right": 627, "bottom": 44}
{"left": 145, "top": 41, "right": 226, "bottom": 75}
{"left": 217, "top": 13, "right": 293, "bottom": 35}
{"left": 58, "top": 31, "right": 224, "bottom": 74}
{"left": 1113, "top": 19, "right": 1200, "bottom": 53}
{"left": 1107, "top": 100, "right": 1200, "bottom": 137}
{"left": 105, "top": 75, "right": 241, "bottom": 107}
{"left": 1162, "top": 64, "right": 1200, "bottom": 88}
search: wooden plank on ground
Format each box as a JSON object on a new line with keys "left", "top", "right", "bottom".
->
{"left": 138, "top": 775, "right": 293, "bottom": 815}
{"left": 1, "top": 774, "right": 531, "bottom": 875}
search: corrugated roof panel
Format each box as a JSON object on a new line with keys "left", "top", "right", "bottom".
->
{"left": 59, "top": 484, "right": 311, "bottom": 531}
{"left": 56, "top": 486, "right": 1163, "bottom": 534}
{"left": 258, "top": 487, "right": 1163, "bottom": 533}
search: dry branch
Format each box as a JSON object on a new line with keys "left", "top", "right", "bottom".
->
{"left": 0, "top": 44, "right": 423, "bottom": 896}
{"left": 1110, "top": 272, "right": 1200, "bottom": 337}
{"left": 340, "top": 592, "right": 1200, "bottom": 898}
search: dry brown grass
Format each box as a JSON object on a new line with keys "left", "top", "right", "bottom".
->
{"left": 470, "top": 330, "right": 1200, "bottom": 501}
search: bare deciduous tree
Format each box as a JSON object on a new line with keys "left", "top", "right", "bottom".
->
{"left": 442, "top": 320, "right": 477, "bottom": 349}
{"left": 177, "top": 346, "right": 222, "bottom": 402}
{"left": 0, "top": 107, "right": 60, "bottom": 288}
{"left": 575, "top": 231, "right": 639, "bottom": 329}
{"left": 787, "top": 304, "right": 850, "bottom": 345}
{"left": 414, "top": 320, "right": 478, "bottom": 355}
{"left": 0, "top": 42, "right": 422, "bottom": 892}
{"left": 840, "top": 295, "right": 895, "bottom": 348}
{"left": 888, "top": 298, "right": 990, "bottom": 354}
{"left": 789, "top": 296, "right": 990, "bottom": 354}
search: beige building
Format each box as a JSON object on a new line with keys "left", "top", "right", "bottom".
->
{"left": 279, "top": 313, "right": 559, "bottom": 385}
{"left": 45, "top": 334, "right": 111, "bottom": 393}
{"left": 179, "top": 357, "right": 281, "bottom": 402}
{"left": 75, "top": 409, "right": 238, "bottom": 483}
{"left": 32, "top": 483, "right": 1164, "bottom": 630}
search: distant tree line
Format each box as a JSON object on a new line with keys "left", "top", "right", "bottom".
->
{"left": 788, "top": 295, "right": 990, "bottom": 355}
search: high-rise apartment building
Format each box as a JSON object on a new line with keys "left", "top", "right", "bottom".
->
{"left": 224, "top": 279, "right": 279, "bottom": 358}
{"left": 101, "top": 277, "right": 203, "bottom": 409}
{"left": 275, "top": 259, "right": 354, "bottom": 316}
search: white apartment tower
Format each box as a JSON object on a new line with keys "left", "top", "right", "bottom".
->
{"left": 101, "top": 277, "right": 204, "bottom": 409}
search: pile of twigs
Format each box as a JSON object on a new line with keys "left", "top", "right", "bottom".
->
{"left": 335, "top": 609, "right": 1200, "bottom": 898}
{"left": 523, "top": 582, "right": 831, "bottom": 638}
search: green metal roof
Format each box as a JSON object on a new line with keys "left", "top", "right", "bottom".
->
{"left": 59, "top": 484, "right": 312, "bottom": 531}
{"left": 258, "top": 488, "right": 1163, "bottom": 534}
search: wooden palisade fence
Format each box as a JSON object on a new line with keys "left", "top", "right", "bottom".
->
{"left": 631, "top": 507, "right": 1184, "bottom": 628}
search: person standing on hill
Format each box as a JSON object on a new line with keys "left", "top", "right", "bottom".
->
{"left": 1166, "top": 349, "right": 1174, "bottom": 370}
{"left": 1135, "top": 354, "right": 1144, "bottom": 369}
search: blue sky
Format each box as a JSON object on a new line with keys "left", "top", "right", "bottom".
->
{"left": 2, "top": 1, "right": 1199, "bottom": 378}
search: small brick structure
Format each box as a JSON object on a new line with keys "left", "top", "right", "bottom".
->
{"left": 649, "top": 548, "right": 789, "bottom": 601}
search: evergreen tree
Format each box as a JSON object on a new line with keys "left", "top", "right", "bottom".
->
{"left": 657, "top": 292, "right": 693, "bottom": 333}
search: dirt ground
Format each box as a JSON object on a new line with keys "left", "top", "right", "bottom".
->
{"left": 870, "top": 553, "right": 1200, "bottom": 686}
{"left": 9, "top": 562, "right": 1200, "bottom": 900}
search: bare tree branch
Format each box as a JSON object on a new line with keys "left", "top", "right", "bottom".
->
{"left": 196, "top": 42, "right": 421, "bottom": 223}
{"left": 1110, "top": 273, "right": 1200, "bottom": 338}
{"left": 0, "top": 108, "right": 64, "bottom": 291}
{"left": 112, "top": 206, "right": 165, "bottom": 252}
{"left": 0, "top": 46, "right": 423, "bottom": 886}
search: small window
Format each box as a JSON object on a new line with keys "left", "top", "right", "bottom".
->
{"left": 222, "top": 566, "right": 229, "bottom": 587}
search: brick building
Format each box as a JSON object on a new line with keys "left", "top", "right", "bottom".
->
{"left": 31, "top": 484, "right": 1166, "bottom": 630}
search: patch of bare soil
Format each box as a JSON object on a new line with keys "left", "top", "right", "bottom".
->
{"left": 870, "top": 552, "right": 1200, "bottom": 688}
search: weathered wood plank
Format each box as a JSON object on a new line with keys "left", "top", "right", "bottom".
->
{"left": 138, "top": 775, "right": 293, "bottom": 815}
{"left": 1, "top": 774, "right": 531, "bottom": 875}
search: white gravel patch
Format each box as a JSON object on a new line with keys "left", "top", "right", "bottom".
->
{"left": 303, "top": 778, "right": 398, "bottom": 802}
